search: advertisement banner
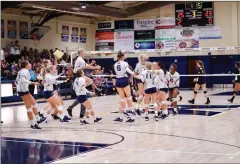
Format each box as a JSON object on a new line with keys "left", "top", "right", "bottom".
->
{"left": 80, "top": 28, "right": 87, "bottom": 43}
{"left": 61, "top": 25, "right": 69, "bottom": 42}
{"left": 97, "top": 21, "right": 114, "bottom": 30}
{"left": 134, "top": 41, "right": 155, "bottom": 50}
{"left": 134, "top": 30, "right": 155, "bottom": 41}
{"left": 95, "top": 42, "right": 114, "bottom": 51}
{"left": 95, "top": 30, "right": 114, "bottom": 42}
{"left": 175, "top": 27, "right": 199, "bottom": 48}
{"left": 71, "top": 27, "right": 79, "bottom": 42}
{"left": 155, "top": 29, "right": 176, "bottom": 49}
{"left": 155, "top": 40, "right": 176, "bottom": 50}
{"left": 114, "top": 20, "right": 134, "bottom": 31}
{"left": 19, "top": 21, "right": 28, "bottom": 39}
{"left": 7, "top": 20, "right": 17, "bottom": 39}
{"left": 176, "top": 39, "right": 199, "bottom": 48}
{"left": 1, "top": 20, "right": 4, "bottom": 38}
{"left": 155, "top": 17, "right": 175, "bottom": 29}
{"left": 114, "top": 31, "right": 134, "bottom": 51}
{"left": 134, "top": 19, "right": 155, "bottom": 30}
{"left": 198, "top": 26, "right": 222, "bottom": 39}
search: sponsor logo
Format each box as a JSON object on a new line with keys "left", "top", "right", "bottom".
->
{"left": 136, "top": 20, "right": 154, "bottom": 28}
{"left": 180, "top": 28, "right": 194, "bottom": 37}
{"left": 179, "top": 42, "right": 187, "bottom": 48}
{"left": 116, "top": 32, "right": 133, "bottom": 39}
{"left": 98, "top": 22, "right": 112, "bottom": 29}
{"left": 156, "top": 18, "right": 175, "bottom": 25}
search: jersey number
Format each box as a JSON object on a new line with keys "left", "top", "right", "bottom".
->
{"left": 146, "top": 73, "right": 151, "bottom": 79}
{"left": 117, "top": 65, "right": 121, "bottom": 71}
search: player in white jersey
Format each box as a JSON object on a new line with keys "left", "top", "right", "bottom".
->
{"left": 73, "top": 69, "right": 102, "bottom": 124}
{"left": 67, "top": 48, "right": 101, "bottom": 118}
{"left": 15, "top": 60, "right": 46, "bottom": 129}
{"left": 113, "top": 51, "right": 138, "bottom": 123}
{"left": 139, "top": 62, "right": 159, "bottom": 121}
{"left": 166, "top": 64, "right": 180, "bottom": 116}
{"left": 134, "top": 53, "right": 149, "bottom": 115}
{"left": 152, "top": 62, "right": 169, "bottom": 119}
{"left": 43, "top": 66, "right": 70, "bottom": 122}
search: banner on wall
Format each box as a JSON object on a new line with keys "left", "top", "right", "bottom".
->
{"left": 134, "top": 30, "right": 155, "bottom": 41}
{"left": 71, "top": 27, "right": 79, "bottom": 42}
{"left": 61, "top": 25, "right": 69, "bottom": 42}
{"left": 80, "top": 28, "right": 87, "bottom": 43}
{"left": 134, "top": 19, "right": 155, "bottom": 30}
{"left": 134, "top": 41, "right": 155, "bottom": 50}
{"left": 155, "top": 29, "right": 176, "bottom": 49}
{"left": 199, "top": 26, "right": 222, "bottom": 39}
{"left": 1, "top": 20, "right": 4, "bottom": 38}
{"left": 114, "top": 31, "right": 134, "bottom": 51}
{"left": 175, "top": 27, "right": 199, "bottom": 48}
{"left": 97, "top": 21, "right": 114, "bottom": 30}
{"left": 114, "top": 20, "right": 134, "bottom": 31}
{"left": 95, "top": 30, "right": 114, "bottom": 42}
{"left": 19, "top": 22, "right": 28, "bottom": 39}
{"left": 155, "top": 17, "right": 175, "bottom": 29}
{"left": 7, "top": 20, "right": 17, "bottom": 39}
{"left": 95, "top": 42, "right": 114, "bottom": 51}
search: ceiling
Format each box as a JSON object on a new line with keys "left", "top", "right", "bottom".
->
{"left": 1, "top": 1, "right": 175, "bottom": 25}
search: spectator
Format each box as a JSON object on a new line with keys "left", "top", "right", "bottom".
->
{"left": 14, "top": 40, "right": 21, "bottom": 62}
{"left": 8, "top": 42, "right": 15, "bottom": 63}
{"left": 1, "top": 46, "right": 4, "bottom": 61}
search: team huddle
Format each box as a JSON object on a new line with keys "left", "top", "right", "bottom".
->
{"left": 14, "top": 49, "right": 240, "bottom": 129}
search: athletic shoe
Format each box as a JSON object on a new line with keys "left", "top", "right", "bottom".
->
{"left": 145, "top": 116, "right": 149, "bottom": 121}
{"left": 113, "top": 117, "right": 123, "bottom": 122}
{"left": 67, "top": 108, "right": 73, "bottom": 117}
{"left": 161, "top": 114, "right": 168, "bottom": 119}
{"left": 205, "top": 98, "right": 210, "bottom": 105}
{"left": 80, "top": 120, "right": 89, "bottom": 125}
{"left": 38, "top": 112, "right": 44, "bottom": 118}
{"left": 126, "top": 118, "right": 134, "bottom": 123}
{"left": 94, "top": 117, "right": 102, "bottom": 123}
{"left": 173, "top": 110, "right": 178, "bottom": 116}
{"left": 188, "top": 99, "right": 195, "bottom": 104}
{"left": 123, "top": 111, "right": 129, "bottom": 118}
{"left": 158, "top": 111, "right": 163, "bottom": 118}
{"left": 65, "top": 116, "right": 71, "bottom": 121}
{"left": 154, "top": 116, "right": 159, "bottom": 122}
{"left": 179, "top": 96, "right": 183, "bottom": 101}
{"left": 135, "top": 109, "right": 141, "bottom": 116}
{"left": 37, "top": 116, "right": 47, "bottom": 124}
{"left": 31, "top": 124, "right": 41, "bottom": 130}
{"left": 1, "top": 121, "right": 3, "bottom": 123}
{"left": 51, "top": 114, "right": 60, "bottom": 120}
{"left": 60, "top": 116, "right": 70, "bottom": 122}
{"left": 228, "top": 98, "right": 233, "bottom": 103}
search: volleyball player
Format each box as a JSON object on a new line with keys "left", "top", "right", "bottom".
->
{"left": 67, "top": 48, "right": 100, "bottom": 118}
{"left": 166, "top": 64, "right": 180, "bottom": 117}
{"left": 188, "top": 60, "right": 210, "bottom": 105}
{"left": 16, "top": 60, "right": 46, "bottom": 129}
{"left": 43, "top": 66, "right": 70, "bottom": 122}
{"left": 228, "top": 61, "right": 240, "bottom": 103}
{"left": 152, "top": 62, "right": 169, "bottom": 118}
{"left": 134, "top": 54, "right": 149, "bottom": 115}
{"left": 113, "top": 51, "right": 138, "bottom": 122}
{"left": 139, "top": 62, "right": 159, "bottom": 121}
{"left": 73, "top": 69, "right": 102, "bottom": 124}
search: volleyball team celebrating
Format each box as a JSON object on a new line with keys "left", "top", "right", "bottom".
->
{"left": 15, "top": 49, "right": 240, "bottom": 129}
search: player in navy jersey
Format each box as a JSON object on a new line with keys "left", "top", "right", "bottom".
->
{"left": 228, "top": 62, "right": 240, "bottom": 103}
{"left": 188, "top": 60, "right": 210, "bottom": 104}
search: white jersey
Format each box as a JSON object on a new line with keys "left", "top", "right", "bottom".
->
{"left": 113, "top": 61, "right": 129, "bottom": 78}
{"left": 16, "top": 68, "right": 31, "bottom": 92}
{"left": 43, "top": 73, "right": 62, "bottom": 91}
{"left": 134, "top": 63, "right": 146, "bottom": 75}
{"left": 74, "top": 56, "right": 88, "bottom": 73}
{"left": 73, "top": 77, "right": 89, "bottom": 95}
{"left": 140, "top": 70, "right": 156, "bottom": 89}
{"left": 166, "top": 71, "right": 180, "bottom": 88}
{"left": 154, "top": 69, "right": 168, "bottom": 89}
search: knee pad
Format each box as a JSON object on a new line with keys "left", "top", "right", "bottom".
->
{"left": 33, "top": 103, "right": 38, "bottom": 109}
{"left": 27, "top": 108, "right": 32, "bottom": 112}
{"left": 204, "top": 91, "right": 207, "bottom": 94}
{"left": 153, "top": 103, "right": 158, "bottom": 108}
{"left": 194, "top": 91, "right": 198, "bottom": 94}
{"left": 127, "top": 96, "right": 132, "bottom": 101}
{"left": 120, "top": 98, "right": 126, "bottom": 102}
{"left": 139, "top": 95, "right": 144, "bottom": 100}
{"left": 172, "top": 97, "right": 177, "bottom": 102}
{"left": 233, "top": 91, "right": 237, "bottom": 94}
{"left": 58, "top": 105, "right": 63, "bottom": 111}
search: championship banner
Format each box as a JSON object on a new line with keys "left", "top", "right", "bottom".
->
{"left": 19, "top": 22, "right": 28, "bottom": 39}
{"left": 61, "top": 25, "right": 69, "bottom": 42}
{"left": 114, "top": 31, "right": 134, "bottom": 51}
{"left": 95, "top": 42, "right": 114, "bottom": 51}
{"left": 114, "top": 20, "right": 134, "bottom": 31}
{"left": 71, "top": 27, "right": 79, "bottom": 42}
{"left": 155, "top": 17, "right": 175, "bottom": 29}
{"left": 1, "top": 20, "right": 4, "bottom": 38}
{"left": 80, "top": 28, "right": 87, "bottom": 43}
{"left": 134, "top": 19, "right": 155, "bottom": 30}
{"left": 175, "top": 27, "right": 199, "bottom": 48}
{"left": 155, "top": 29, "right": 176, "bottom": 49}
{"left": 198, "top": 26, "right": 222, "bottom": 39}
{"left": 97, "top": 21, "right": 114, "bottom": 30}
{"left": 7, "top": 20, "right": 17, "bottom": 39}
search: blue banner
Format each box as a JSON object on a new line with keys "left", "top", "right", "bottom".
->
{"left": 19, "top": 22, "right": 28, "bottom": 39}
{"left": 7, "top": 20, "right": 17, "bottom": 39}
{"left": 134, "top": 41, "right": 155, "bottom": 50}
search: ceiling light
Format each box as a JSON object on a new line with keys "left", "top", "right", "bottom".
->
{"left": 81, "top": 3, "right": 86, "bottom": 9}
{"left": 71, "top": 7, "right": 80, "bottom": 11}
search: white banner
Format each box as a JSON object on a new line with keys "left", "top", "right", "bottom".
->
{"left": 155, "top": 40, "right": 176, "bottom": 49}
{"left": 134, "top": 19, "right": 156, "bottom": 30}
{"left": 198, "top": 26, "right": 222, "bottom": 39}
{"left": 114, "top": 31, "right": 134, "bottom": 51}
{"left": 175, "top": 27, "right": 199, "bottom": 40}
{"left": 155, "top": 29, "right": 176, "bottom": 49}
{"left": 155, "top": 17, "right": 175, "bottom": 29}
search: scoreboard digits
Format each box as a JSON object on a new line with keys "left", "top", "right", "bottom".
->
{"left": 175, "top": 2, "right": 214, "bottom": 27}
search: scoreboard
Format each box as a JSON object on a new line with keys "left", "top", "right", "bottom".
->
{"left": 175, "top": 2, "right": 214, "bottom": 27}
